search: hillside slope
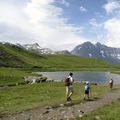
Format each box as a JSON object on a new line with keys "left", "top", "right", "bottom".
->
{"left": 0, "top": 43, "right": 116, "bottom": 69}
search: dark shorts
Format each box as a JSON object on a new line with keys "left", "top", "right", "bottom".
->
{"left": 85, "top": 90, "right": 89, "bottom": 94}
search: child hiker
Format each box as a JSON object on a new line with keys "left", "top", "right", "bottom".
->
{"left": 109, "top": 78, "right": 113, "bottom": 90}
{"left": 84, "top": 81, "right": 91, "bottom": 100}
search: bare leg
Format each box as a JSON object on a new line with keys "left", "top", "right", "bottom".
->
{"left": 84, "top": 94, "right": 86, "bottom": 100}
{"left": 87, "top": 94, "right": 89, "bottom": 99}
{"left": 66, "top": 87, "right": 69, "bottom": 100}
{"left": 69, "top": 91, "right": 73, "bottom": 97}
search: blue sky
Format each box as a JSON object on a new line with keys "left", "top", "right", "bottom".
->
{"left": 0, "top": 0, "right": 120, "bottom": 50}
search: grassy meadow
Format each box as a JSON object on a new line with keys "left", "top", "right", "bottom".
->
{"left": 0, "top": 82, "right": 110, "bottom": 115}
{"left": 0, "top": 43, "right": 120, "bottom": 118}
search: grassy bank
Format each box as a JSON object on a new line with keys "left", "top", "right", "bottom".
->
{"left": 76, "top": 99, "right": 120, "bottom": 120}
{"left": 0, "top": 67, "right": 120, "bottom": 116}
{"left": 0, "top": 82, "right": 110, "bottom": 115}
{"left": 111, "top": 71, "right": 120, "bottom": 75}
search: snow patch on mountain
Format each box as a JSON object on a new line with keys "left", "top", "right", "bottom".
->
{"left": 100, "top": 50, "right": 105, "bottom": 58}
{"left": 88, "top": 53, "right": 92, "bottom": 58}
{"left": 71, "top": 42, "right": 120, "bottom": 64}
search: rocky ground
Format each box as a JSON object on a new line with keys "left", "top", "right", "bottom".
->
{"left": 1, "top": 88, "right": 120, "bottom": 120}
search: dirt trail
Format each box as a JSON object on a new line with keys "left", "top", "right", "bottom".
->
{"left": 1, "top": 88, "right": 120, "bottom": 120}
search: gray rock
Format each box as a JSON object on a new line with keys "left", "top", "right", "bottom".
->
{"left": 95, "top": 115, "right": 101, "bottom": 120}
{"left": 24, "top": 76, "right": 47, "bottom": 84}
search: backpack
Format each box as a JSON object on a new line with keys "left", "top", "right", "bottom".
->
{"left": 64, "top": 77, "right": 70, "bottom": 86}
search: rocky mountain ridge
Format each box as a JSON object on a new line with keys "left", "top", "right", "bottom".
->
{"left": 71, "top": 42, "right": 120, "bottom": 64}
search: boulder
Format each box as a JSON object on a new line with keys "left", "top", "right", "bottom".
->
{"left": 24, "top": 76, "right": 48, "bottom": 84}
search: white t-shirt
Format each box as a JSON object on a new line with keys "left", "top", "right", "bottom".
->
{"left": 68, "top": 76, "right": 73, "bottom": 85}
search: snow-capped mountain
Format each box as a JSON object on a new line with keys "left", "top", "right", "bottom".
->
{"left": 71, "top": 42, "right": 120, "bottom": 64}
{"left": 22, "top": 43, "right": 71, "bottom": 55}
{"left": 22, "top": 43, "right": 55, "bottom": 55}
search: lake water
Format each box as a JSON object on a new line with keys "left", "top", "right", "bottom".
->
{"left": 36, "top": 71, "right": 120, "bottom": 84}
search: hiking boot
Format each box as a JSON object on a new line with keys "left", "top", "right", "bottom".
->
{"left": 67, "top": 97, "right": 69, "bottom": 101}
{"left": 67, "top": 97, "right": 71, "bottom": 101}
{"left": 68, "top": 97, "right": 72, "bottom": 101}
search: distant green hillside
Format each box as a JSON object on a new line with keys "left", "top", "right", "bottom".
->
{"left": 0, "top": 43, "right": 118, "bottom": 70}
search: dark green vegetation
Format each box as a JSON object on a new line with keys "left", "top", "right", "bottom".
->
{"left": 0, "top": 68, "right": 26, "bottom": 86}
{"left": 76, "top": 99, "right": 120, "bottom": 120}
{"left": 111, "top": 71, "right": 120, "bottom": 75}
{"left": 0, "top": 82, "right": 110, "bottom": 115}
{"left": 0, "top": 43, "right": 120, "bottom": 71}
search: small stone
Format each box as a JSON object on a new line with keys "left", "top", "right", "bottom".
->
{"left": 61, "top": 111, "right": 65, "bottom": 114}
{"left": 26, "top": 119, "right": 30, "bottom": 120}
{"left": 60, "top": 104, "right": 64, "bottom": 107}
{"left": 95, "top": 115, "right": 101, "bottom": 120}
{"left": 64, "top": 115, "right": 67, "bottom": 118}
{"left": 80, "top": 110, "right": 84, "bottom": 114}
{"left": 45, "top": 106, "right": 52, "bottom": 109}
{"left": 78, "top": 110, "right": 81, "bottom": 112}
{"left": 72, "top": 111, "right": 74, "bottom": 113}
{"left": 43, "top": 110, "right": 49, "bottom": 114}
{"left": 79, "top": 114, "right": 83, "bottom": 118}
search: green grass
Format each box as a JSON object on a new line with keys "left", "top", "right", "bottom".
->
{"left": 111, "top": 71, "right": 120, "bottom": 75}
{"left": 0, "top": 43, "right": 120, "bottom": 117}
{"left": 76, "top": 99, "right": 120, "bottom": 120}
{"left": 0, "top": 43, "right": 120, "bottom": 70}
{"left": 0, "top": 68, "right": 31, "bottom": 86}
{"left": 0, "top": 82, "right": 110, "bottom": 115}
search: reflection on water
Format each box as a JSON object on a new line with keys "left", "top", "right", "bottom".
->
{"left": 36, "top": 71, "right": 120, "bottom": 84}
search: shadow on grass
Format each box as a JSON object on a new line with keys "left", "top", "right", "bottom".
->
{"left": 50, "top": 97, "right": 101, "bottom": 109}
{"left": 83, "top": 97, "right": 100, "bottom": 102}
{"left": 111, "top": 87, "right": 120, "bottom": 91}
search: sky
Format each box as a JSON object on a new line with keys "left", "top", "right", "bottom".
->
{"left": 0, "top": 0, "right": 120, "bottom": 51}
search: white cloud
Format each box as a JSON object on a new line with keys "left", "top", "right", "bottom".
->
{"left": 89, "top": 18, "right": 102, "bottom": 28}
{"left": 104, "top": 0, "right": 120, "bottom": 15}
{"left": 0, "top": 0, "right": 88, "bottom": 50}
{"left": 104, "top": 18, "right": 120, "bottom": 47}
{"left": 60, "top": 0, "right": 70, "bottom": 7}
{"left": 79, "top": 6, "right": 87, "bottom": 12}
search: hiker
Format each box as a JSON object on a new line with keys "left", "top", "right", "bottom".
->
{"left": 109, "top": 78, "right": 113, "bottom": 90}
{"left": 64, "top": 72, "right": 74, "bottom": 101}
{"left": 84, "top": 81, "right": 91, "bottom": 100}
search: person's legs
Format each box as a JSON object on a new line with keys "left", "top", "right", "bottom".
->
{"left": 87, "top": 93, "right": 89, "bottom": 99}
{"left": 66, "top": 86, "right": 69, "bottom": 101}
{"left": 110, "top": 83, "right": 113, "bottom": 89}
{"left": 68, "top": 86, "right": 73, "bottom": 101}
{"left": 84, "top": 91, "right": 89, "bottom": 100}
{"left": 84, "top": 94, "right": 86, "bottom": 100}
{"left": 111, "top": 83, "right": 113, "bottom": 89}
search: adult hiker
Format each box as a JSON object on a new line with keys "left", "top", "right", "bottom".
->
{"left": 64, "top": 72, "right": 74, "bottom": 101}
{"left": 109, "top": 78, "right": 113, "bottom": 90}
{"left": 84, "top": 81, "right": 91, "bottom": 100}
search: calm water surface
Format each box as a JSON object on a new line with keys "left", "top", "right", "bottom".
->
{"left": 36, "top": 71, "right": 120, "bottom": 84}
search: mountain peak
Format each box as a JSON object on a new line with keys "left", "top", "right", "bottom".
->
{"left": 83, "top": 41, "right": 93, "bottom": 46}
{"left": 71, "top": 41, "right": 120, "bottom": 64}
{"left": 95, "top": 42, "right": 103, "bottom": 46}
{"left": 23, "top": 43, "right": 42, "bottom": 50}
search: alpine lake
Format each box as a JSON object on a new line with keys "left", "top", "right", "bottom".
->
{"left": 35, "top": 71, "right": 120, "bottom": 84}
